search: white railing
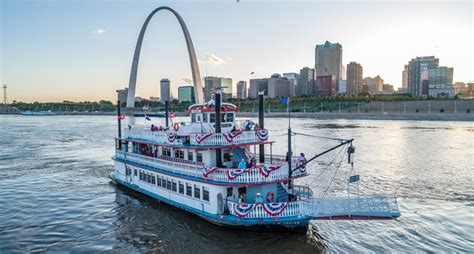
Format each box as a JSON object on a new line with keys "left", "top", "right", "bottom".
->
{"left": 291, "top": 185, "right": 314, "bottom": 200}
{"left": 115, "top": 151, "right": 305, "bottom": 184}
{"left": 189, "top": 131, "right": 267, "bottom": 146}
{"left": 299, "top": 195, "right": 401, "bottom": 218}
{"left": 226, "top": 200, "right": 301, "bottom": 218}
{"left": 225, "top": 195, "right": 400, "bottom": 219}
{"left": 124, "top": 129, "right": 183, "bottom": 146}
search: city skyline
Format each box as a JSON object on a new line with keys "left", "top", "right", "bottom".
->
{"left": 1, "top": 1, "right": 473, "bottom": 102}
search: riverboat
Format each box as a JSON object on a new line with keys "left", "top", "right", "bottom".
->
{"left": 109, "top": 92, "right": 400, "bottom": 232}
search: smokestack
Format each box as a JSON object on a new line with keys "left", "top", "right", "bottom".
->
{"left": 165, "top": 101, "right": 169, "bottom": 128}
{"left": 117, "top": 100, "right": 122, "bottom": 149}
{"left": 258, "top": 91, "right": 265, "bottom": 163}
{"left": 215, "top": 92, "right": 222, "bottom": 167}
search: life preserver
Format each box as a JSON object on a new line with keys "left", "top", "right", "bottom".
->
{"left": 173, "top": 122, "right": 180, "bottom": 132}
{"left": 266, "top": 192, "right": 275, "bottom": 203}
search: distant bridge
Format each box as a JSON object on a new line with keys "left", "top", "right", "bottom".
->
{"left": 126, "top": 6, "right": 203, "bottom": 108}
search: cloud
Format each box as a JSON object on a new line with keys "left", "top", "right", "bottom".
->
{"left": 182, "top": 78, "right": 192, "bottom": 84}
{"left": 205, "top": 53, "right": 225, "bottom": 64}
{"left": 92, "top": 28, "right": 106, "bottom": 35}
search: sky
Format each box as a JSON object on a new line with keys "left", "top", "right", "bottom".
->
{"left": 1, "top": 0, "right": 473, "bottom": 103}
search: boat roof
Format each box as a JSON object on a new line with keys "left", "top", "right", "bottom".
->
{"left": 186, "top": 102, "right": 239, "bottom": 113}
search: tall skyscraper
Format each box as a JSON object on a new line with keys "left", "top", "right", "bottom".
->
{"left": 160, "top": 78, "right": 171, "bottom": 103}
{"left": 283, "top": 72, "right": 299, "bottom": 97}
{"left": 363, "top": 75, "right": 384, "bottom": 94}
{"left": 407, "top": 56, "right": 454, "bottom": 97}
{"left": 236, "top": 81, "right": 247, "bottom": 99}
{"left": 346, "top": 62, "right": 363, "bottom": 95}
{"left": 298, "top": 67, "right": 315, "bottom": 95}
{"left": 315, "top": 41, "right": 343, "bottom": 90}
{"left": 178, "top": 86, "right": 195, "bottom": 103}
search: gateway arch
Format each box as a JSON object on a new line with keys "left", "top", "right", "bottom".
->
{"left": 126, "top": 6, "right": 204, "bottom": 108}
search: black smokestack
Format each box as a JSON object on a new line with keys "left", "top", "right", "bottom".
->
{"left": 165, "top": 100, "right": 169, "bottom": 128}
{"left": 258, "top": 92, "right": 265, "bottom": 163}
{"left": 215, "top": 92, "right": 222, "bottom": 167}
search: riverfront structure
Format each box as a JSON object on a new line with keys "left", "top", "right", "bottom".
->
{"left": 204, "top": 77, "right": 233, "bottom": 101}
{"left": 363, "top": 75, "right": 384, "bottom": 94}
{"left": 298, "top": 67, "right": 315, "bottom": 96}
{"left": 316, "top": 75, "right": 336, "bottom": 96}
{"left": 315, "top": 41, "right": 344, "bottom": 92}
{"left": 407, "top": 56, "right": 455, "bottom": 97}
{"left": 178, "top": 86, "right": 195, "bottom": 103}
{"left": 236, "top": 81, "right": 247, "bottom": 99}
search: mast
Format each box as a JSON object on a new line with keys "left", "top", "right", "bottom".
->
{"left": 258, "top": 91, "right": 265, "bottom": 163}
{"left": 287, "top": 98, "right": 292, "bottom": 200}
{"left": 117, "top": 100, "right": 122, "bottom": 149}
{"left": 215, "top": 90, "right": 223, "bottom": 167}
{"left": 165, "top": 100, "right": 169, "bottom": 128}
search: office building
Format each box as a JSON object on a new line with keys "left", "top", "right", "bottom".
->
{"left": 178, "top": 86, "right": 195, "bottom": 103}
{"left": 204, "top": 76, "right": 233, "bottom": 101}
{"left": 316, "top": 75, "right": 336, "bottom": 96}
{"left": 346, "top": 62, "right": 363, "bottom": 95}
{"left": 363, "top": 75, "right": 384, "bottom": 94}
{"left": 283, "top": 72, "right": 299, "bottom": 97}
{"left": 407, "top": 56, "right": 439, "bottom": 96}
{"left": 160, "top": 78, "right": 171, "bottom": 103}
{"left": 402, "top": 65, "right": 408, "bottom": 89}
{"left": 298, "top": 67, "right": 315, "bottom": 96}
{"left": 236, "top": 81, "right": 247, "bottom": 99}
{"left": 338, "top": 80, "right": 347, "bottom": 94}
{"left": 267, "top": 74, "right": 292, "bottom": 98}
{"left": 248, "top": 78, "right": 269, "bottom": 98}
{"left": 427, "top": 66, "right": 454, "bottom": 97}
{"left": 315, "top": 41, "right": 343, "bottom": 79}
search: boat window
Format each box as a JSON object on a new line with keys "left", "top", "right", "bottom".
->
{"left": 194, "top": 185, "right": 201, "bottom": 199}
{"left": 166, "top": 179, "right": 171, "bottom": 190}
{"left": 134, "top": 169, "right": 137, "bottom": 176}
{"left": 226, "top": 113, "right": 234, "bottom": 122}
{"left": 221, "top": 113, "right": 225, "bottom": 122}
{"left": 223, "top": 151, "right": 233, "bottom": 162}
{"left": 226, "top": 187, "right": 233, "bottom": 197}
{"left": 147, "top": 173, "right": 151, "bottom": 183}
{"left": 175, "top": 149, "right": 184, "bottom": 159}
{"left": 179, "top": 181, "right": 184, "bottom": 194}
{"left": 139, "top": 171, "right": 143, "bottom": 181}
{"left": 162, "top": 147, "right": 171, "bottom": 156}
{"left": 188, "top": 151, "right": 193, "bottom": 161}
{"left": 186, "top": 183, "right": 192, "bottom": 196}
{"left": 151, "top": 175, "right": 156, "bottom": 185}
{"left": 157, "top": 176, "right": 162, "bottom": 187}
{"left": 203, "top": 113, "right": 208, "bottom": 122}
{"left": 172, "top": 180, "right": 177, "bottom": 192}
{"left": 210, "top": 113, "right": 216, "bottom": 123}
{"left": 196, "top": 152, "right": 203, "bottom": 163}
{"left": 197, "top": 114, "right": 202, "bottom": 122}
{"left": 203, "top": 187, "right": 210, "bottom": 202}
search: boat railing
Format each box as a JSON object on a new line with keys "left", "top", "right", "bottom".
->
{"left": 124, "top": 129, "right": 183, "bottom": 145}
{"left": 115, "top": 151, "right": 306, "bottom": 184}
{"left": 189, "top": 130, "right": 268, "bottom": 146}
{"left": 290, "top": 185, "right": 314, "bottom": 200}
{"left": 226, "top": 200, "right": 301, "bottom": 218}
{"left": 298, "top": 194, "right": 401, "bottom": 218}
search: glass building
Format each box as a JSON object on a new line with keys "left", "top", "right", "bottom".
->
{"left": 178, "top": 86, "right": 195, "bottom": 103}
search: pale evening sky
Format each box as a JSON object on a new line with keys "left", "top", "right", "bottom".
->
{"left": 1, "top": 0, "right": 473, "bottom": 102}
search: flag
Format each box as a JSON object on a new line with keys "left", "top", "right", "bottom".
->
{"left": 279, "top": 97, "right": 289, "bottom": 104}
{"left": 145, "top": 114, "right": 151, "bottom": 121}
{"left": 250, "top": 71, "right": 255, "bottom": 75}
{"left": 349, "top": 175, "right": 360, "bottom": 183}
{"left": 169, "top": 112, "right": 176, "bottom": 119}
{"left": 118, "top": 113, "right": 125, "bottom": 120}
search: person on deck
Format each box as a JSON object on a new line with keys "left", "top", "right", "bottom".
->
{"left": 238, "top": 159, "right": 247, "bottom": 169}
{"left": 150, "top": 124, "right": 155, "bottom": 131}
{"left": 246, "top": 158, "right": 252, "bottom": 168}
{"left": 297, "top": 153, "right": 307, "bottom": 168}
{"left": 250, "top": 157, "right": 256, "bottom": 168}
{"left": 255, "top": 193, "right": 263, "bottom": 203}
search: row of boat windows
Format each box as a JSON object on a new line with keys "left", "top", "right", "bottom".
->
{"left": 130, "top": 143, "right": 204, "bottom": 163}
{"left": 133, "top": 168, "right": 210, "bottom": 202}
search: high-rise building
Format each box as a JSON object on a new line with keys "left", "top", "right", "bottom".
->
{"left": 363, "top": 75, "right": 384, "bottom": 94}
{"left": 346, "top": 62, "right": 363, "bottom": 95}
{"left": 160, "top": 78, "right": 171, "bottom": 103}
{"left": 407, "top": 56, "right": 439, "bottom": 96}
{"left": 283, "top": 72, "right": 299, "bottom": 97}
{"left": 236, "top": 81, "right": 247, "bottom": 99}
{"left": 407, "top": 56, "right": 454, "bottom": 97}
{"left": 178, "top": 86, "right": 195, "bottom": 103}
{"left": 298, "top": 67, "right": 315, "bottom": 96}
{"left": 402, "top": 65, "right": 408, "bottom": 89}
{"left": 338, "top": 80, "right": 347, "bottom": 94}
{"left": 267, "top": 74, "right": 292, "bottom": 98}
{"left": 116, "top": 87, "right": 128, "bottom": 107}
{"left": 248, "top": 78, "right": 269, "bottom": 98}
{"left": 316, "top": 75, "right": 336, "bottom": 96}
{"left": 204, "top": 77, "right": 233, "bottom": 101}
{"left": 315, "top": 41, "right": 343, "bottom": 91}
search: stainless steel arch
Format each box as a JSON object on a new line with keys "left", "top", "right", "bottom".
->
{"left": 126, "top": 6, "right": 203, "bottom": 108}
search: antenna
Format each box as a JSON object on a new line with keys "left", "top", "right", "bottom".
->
{"left": 2, "top": 84, "right": 7, "bottom": 105}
